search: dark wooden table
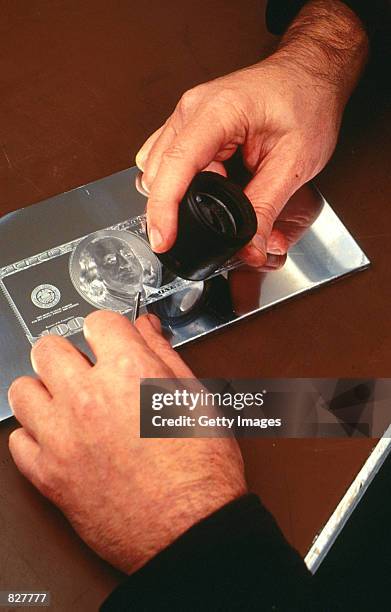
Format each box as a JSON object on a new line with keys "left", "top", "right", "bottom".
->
{"left": 0, "top": 2, "right": 389, "bottom": 610}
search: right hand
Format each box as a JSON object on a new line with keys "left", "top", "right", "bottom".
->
{"left": 136, "top": 53, "right": 345, "bottom": 266}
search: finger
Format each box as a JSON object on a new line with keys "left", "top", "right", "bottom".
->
{"left": 141, "top": 115, "right": 233, "bottom": 191}
{"left": 243, "top": 148, "right": 302, "bottom": 266}
{"left": 266, "top": 229, "right": 289, "bottom": 256}
{"left": 237, "top": 244, "right": 266, "bottom": 267}
{"left": 145, "top": 118, "right": 234, "bottom": 192}
{"left": 271, "top": 186, "right": 324, "bottom": 249}
{"left": 135, "top": 125, "right": 165, "bottom": 171}
{"left": 261, "top": 252, "right": 287, "bottom": 271}
{"left": 203, "top": 161, "right": 227, "bottom": 176}
{"left": 141, "top": 120, "right": 178, "bottom": 190}
{"left": 8, "top": 376, "right": 51, "bottom": 440}
{"left": 83, "top": 310, "right": 150, "bottom": 364}
{"left": 9, "top": 428, "right": 42, "bottom": 488}
{"left": 135, "top": 314, "right": 195, "bottom": 378}
{"left": 146, "top": 112, "right": 228, "bottom": 252}
{"left": 31, "top": 335, "right": 92, "bottom": 396}
{"left": 237, "top": 246, "right": 286, "bottom": 271}
{"left": 141, "top": 158, "right": 227, "bottom": 199}
{"left": 135, "top": 171, "right": 150, "bottom": 197}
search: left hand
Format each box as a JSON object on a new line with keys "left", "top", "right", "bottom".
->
{"left": 7, "top": 311, "right": 246, "bottom": 573}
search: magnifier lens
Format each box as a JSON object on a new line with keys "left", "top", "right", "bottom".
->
{"left": 195, "top": 193, "right": 237, "bottom": 238}
{"left": 151, "top": 171, "right": 257, "bottom": 281}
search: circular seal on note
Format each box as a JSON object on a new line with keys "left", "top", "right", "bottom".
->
{"left": 69, "top": 229, "right": 162, "bottom": 311}
{"left": 31, "top": 284, "right": 61, "bottom": 309}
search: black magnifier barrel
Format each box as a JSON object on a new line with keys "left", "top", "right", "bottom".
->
{"left": 150, "top": 171, "right": 257, "bottom": 281}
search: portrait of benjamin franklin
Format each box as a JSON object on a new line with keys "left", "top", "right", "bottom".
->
{"left": 70, "top": 229, "right": 162, "bottom": 311}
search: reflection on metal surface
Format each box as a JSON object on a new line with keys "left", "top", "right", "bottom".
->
{"left": 0, "top": 167, "right": 369, "bottom": 420}
{"left": 147, "top": 276, "right": 235, "bottom": 345}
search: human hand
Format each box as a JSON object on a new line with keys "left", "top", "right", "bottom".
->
{"left": 135, "top": 58, "right": 341, "bottom": 267}
{"left": 8, "top": 312, "right": 246, "bottom": 573}
{"left": 136, "top": 2, "right": 367, "bottom": 267}
{"left": 228, "top": 182, "right": 324, "bottom": 314}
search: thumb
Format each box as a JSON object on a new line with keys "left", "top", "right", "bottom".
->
{"left": 146, "top": 112, "right": 227, "bottom": 253}
{"left": 9, "top": 428, "right": 42, "bottom": 488}
{"left": 243, "top": 154, "right": 301, "bottom": 265}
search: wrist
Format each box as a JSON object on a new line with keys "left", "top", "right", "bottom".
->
{"left": 274, "top": 0, "right": 369, "bottom": 105}
{"left": 125, "top": 441, "right": 247, "bottom": 574}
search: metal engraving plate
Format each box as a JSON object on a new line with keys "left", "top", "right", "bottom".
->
{"left": 0, "top": 167, "right": 369, "bottom": 420}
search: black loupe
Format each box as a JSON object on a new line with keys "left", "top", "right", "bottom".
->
{"left": 149, "top": 171, "right": 257, "bottom": 281}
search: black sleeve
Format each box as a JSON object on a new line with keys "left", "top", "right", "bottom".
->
{"left": 266, "top": 0, "right": 388, "bottom": 36}
{"left": 101, "top": 494, "right": 328, "bottom": 612}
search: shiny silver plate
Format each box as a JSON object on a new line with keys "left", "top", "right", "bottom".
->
{"left": 0, "top": 166, "right": 369, "bottom": 420}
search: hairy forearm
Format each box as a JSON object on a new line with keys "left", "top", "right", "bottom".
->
{"left": 274, "top": 0, "right": 369, "bottom": 103}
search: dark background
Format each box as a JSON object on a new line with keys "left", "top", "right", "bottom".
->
{"left": 0, "top": 1, "right": 389, "bottom": 610}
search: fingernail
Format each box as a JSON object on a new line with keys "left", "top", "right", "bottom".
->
{"left": 148, "top": 314, "right": 162, "bottom": 332}
{"left": 135, "top": 151, "right": 145, "bottom": 171}
{"left": 83, "top": 319, "right": 90, "bottom": 342}
{"left": 267, "top": 245, "right": 284, "bottom": 255}
{"left": 140, "top": 174, "right": 150, "bottom": 195}
{"left": 267, "top": 254, "right": 282, "bottom": 267}
{"left": 149, "top": 227, "right": 164, "bottom": 251}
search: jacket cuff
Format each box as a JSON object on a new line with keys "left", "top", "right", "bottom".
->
{"left": 101, "top": 493, "right": 316, "bottom": 611}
